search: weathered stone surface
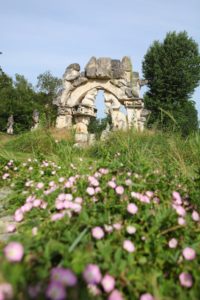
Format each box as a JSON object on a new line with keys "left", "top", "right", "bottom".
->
{"left": 122, "top": 56, "right": 132, "bottom": 72}
{"left": 75, "top": 133, "right": 88, "bottom": 143}
{"left": 125, "top": 87, "right": 133, "bottom": 98}
{"left": 96, "top": 57, "right": 112, "bottom": 79}
{"left": 111, "top": 60, "right": 123, "bottom": 79}
{"left": 63, "top": 63, "right": 80, "bottom": 81}
{"left": 73, "top": 76, "right": 88, "bottom": 87}
{"left": 85, "top": 57, "right": 97, "bottom": 78}
{"left": 67, "top": 63, "right": 80, "bottom": 72}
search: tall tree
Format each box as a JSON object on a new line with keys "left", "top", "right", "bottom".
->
{"left": 142, "top": 31, "right": 200, "bottom": 134}
{"left": 36, "top": 71, "right": 62, "bottom": 127}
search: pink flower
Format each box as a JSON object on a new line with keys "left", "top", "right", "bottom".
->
{"left": 83, "top": 264, "right": 102, "bottom": 284}
{"left": 126, "top": 226, "right": 136, "bottom": 235}
{"left": 6, "top": 224, "right": 16, "bottom": 233}
{"left": 65, "top": 194, "right": 73, "bottom": 201}
{"left": 127, "top": 203, "right": 138, "bottom": 215}
{"left": 192, "top": 210, "right": 200, "bottom": 222}
{"left": 51, "top": 268, "right": 77, "bottom": 287}
{"left": 168, "top": 238, "right": 178, "bottom": 248}
{"left": 182, "top": 247, "right": 196, "bottom": 260}
{"left": 125, "top": 179, "right": 132, "bottom": 186}
{"left": 36, "top": 182, "right": 44, "bottom": 189}
{"left": 140, "top": 293, "right": 154, "bottom": 300}
{"left": 4, "top": 242, "right": 24, "bottom": 262}
{"left": 123, "top": 240, "right": 135, "bottom": 253}
{"left": 74, "top": 197, "right": 83, "bottom": 204}
{"left": 108, "top": 181, "right": 117, "bottom": 189}
{"left": 46, "top": 282, "right": 66, "bottom": 300}
{"left": 87, "top": 187, "right": 95, "bottom": 196}
{"left": 115, "top": 186, "right": 124, "bottom": 195}
{"left": 174, "top": 205, "right": 186, "bottom": 217}
{"left": 172, "top": 191, "right": 182, "bottom": 205}
{"left": 33, "top": 199, "right": 41, "bottom": 207}
{"left": 0, "top": 283, "right": 13, "bottom": 299}
{"left": 51, "top": 213, "right": 65, "bottom": 222}
{"left": 92, "top": 227, "right": 104, "bottom": 239}
{"left": 178, "top": 217, "right": 186, "bottom": 226}
{"left": 179, "top": 272, "right": 193, "bottom": 288}
{"left": 101, "top": 274, "right": 115, "bottom": 293}
{"left": 108, "top": 289, "right": 124, "bottom": 300}
{"left": 14, "top": 211, "right": 24, "bottom": 222}
{"left": 145, "top": 191, "right": 154, "bottom": 198}
{"left": 113, "top": 223, "right": 122, "bottom": 230}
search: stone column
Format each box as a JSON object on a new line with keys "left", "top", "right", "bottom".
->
{"left": 56, "top": 106, "right": 72, "bottom": 129}
{"left": 124, "top": 101, "right": 135, "bottom": 129}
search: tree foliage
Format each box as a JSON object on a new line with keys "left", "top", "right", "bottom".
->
{"left": 0, "top": 69, "right": 61, "bottom": 133}
{"left": 142, "top": 31, "right": 200, "bottom": 134}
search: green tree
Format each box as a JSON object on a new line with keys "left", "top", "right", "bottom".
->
{"left": 36, "top": 71, "right": 62, "bottom": 127}
{"left": 142, "top": 31, "right": 200, "bottom": 134}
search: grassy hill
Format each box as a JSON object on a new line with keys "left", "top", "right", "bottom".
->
{"left": 0, "top": 129, "right": 200, "bottom": 300}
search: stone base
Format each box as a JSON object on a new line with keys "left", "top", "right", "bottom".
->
{"left": 74, "top": 133, "right": 96, "bottom": 147}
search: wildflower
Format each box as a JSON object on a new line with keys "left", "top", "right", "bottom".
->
{"left": 36, "top": 182, "right": 44, "bottom": 189}
{"left": 182, "top": 247, "right": 196, "bottom": 260}
{"left": 6, "top": 224, "right": 16, "bottom": 233}
{"left": 101, "top": 274, "right": 115, "bottom": 293}
{"left": 0, "top": 282, "right": 13, "bottom": 299}
{"left": 126, "top": 226, "right": 136, "bottom": 235}
{"left": 179, "top": 272, "right": 193, "bottom": 288}
{"left": 192, "top": 210, "right": 200, "bottom": 222}
{"left": 113, "top": 223, "right": 122, "bottom": 230}
{"left": 4, "top": 242, "right": 24, "bottom": 262}
{"left": 127, "top": 203, "right": 138, "bottom": 215}
{"left": 123, "top": 240, "right": 135, "bottom": 253}
{"left": 2, "top": 173, "right": 9, "bottom": 180}
{"left": 32, "top": 227, "right": 38, "bottom": 236}
{"left": 14, "top": 211, "right": 24, "bottom": 222}
{"left": 88, "top": 284, "right": 101, "bottom": 296}
{"left": 115, "top": 186, "right": 124, "bottom": 195}
{"left": 145, "top": 191, "right": 154, "bottom": 198}
{"left": 178, "top": 217, "right": 186, "bottom": 226}
{"left": 92, "top": 227, "right": 104, "bottom": 239}
{"left": 51, "top": 213, "right": 65, "bottom": 222}
{"left": 83, "top": 264, "right": 102, "bottom": 284}
{"left": 108, "top": 289, "right": 124, "bottom": 300}
{"left": 172, "top": 191, "right": 182, "bottom": 204}
{"left": 65, "top": 194, "right": 73, "bottom": 201}
{"left": 28, "top": 284, "right": 41, "bottom": 298}
{"left": 51, "top": 268, "right": 77, "bottom": 287}
{"left": 125, "top": 179, "right": 132, "bottom": 186}
{"left": 33, "top": 199, "right": 41, "bottom": 207}
{"left": 168, "top": 238, "right": 178, "bottom": 248}
{"left": 74, "top": 197, "right": 83, "bottom": 204}
{"left": 87, "top": 187, "right": 95, "bottom": 196}
{"left": 108, "top": 181, "right": 117, "bottom": 189}
{"left": 174, "top": 205, "right": 186, "bottom": 217}
{"left": 140, "top": 293, "right": 154, "bottom": 300}
{"left": 46, "top": 282, "right": 66, "bottom": 300}
{"left": 104, "top": 225, "right": 113, "bottom": 233}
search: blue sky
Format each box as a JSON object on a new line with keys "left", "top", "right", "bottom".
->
{"left": 1, "top": 0, "right": 200, "bottom": 118}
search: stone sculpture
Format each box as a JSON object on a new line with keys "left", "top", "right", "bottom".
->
{"left": 31, "top": 110, "right": 40, "bottom": 130}
{"left": 7, "top": 115, "right": 14, "bottom": 135}
{"left": 53, "top": 56, "right": 148, "bottom": 146}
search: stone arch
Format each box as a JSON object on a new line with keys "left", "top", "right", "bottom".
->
{"left": 54, "top": 57, "right": 149, "bottom": 142}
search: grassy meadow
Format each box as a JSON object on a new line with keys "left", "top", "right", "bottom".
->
{"left": 0, "top": 129, "right": 200, "bottom": 300}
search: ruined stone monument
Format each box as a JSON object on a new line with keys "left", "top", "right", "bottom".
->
{"left": 31, "top": 110, "right": 40, "bottom": 130}
{"left": 7, "top": 115, "right": 14, "bottom": 135}
{"left": 53, "top": 56, "right": 149, "bottom": 146}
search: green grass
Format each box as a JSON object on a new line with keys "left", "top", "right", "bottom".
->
{"left": 0, "top": 129, "right": 200, "bottom": 300}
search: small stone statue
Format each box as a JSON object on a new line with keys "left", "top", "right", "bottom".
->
{"left": 7, "top": 115, "right": 14, "bottom": 135}
{"left": 31, "top": 110, "right": 40, "bottom": 130}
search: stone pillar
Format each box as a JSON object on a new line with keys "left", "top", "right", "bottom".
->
{"left": 7, "top": 115, "right": 14, "bottom": 135}
{"left": 56, "top": 106, "right": 72, "bottom": 129}
{"left": 124, "top": 101, "right": 135, "bottom": 129}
